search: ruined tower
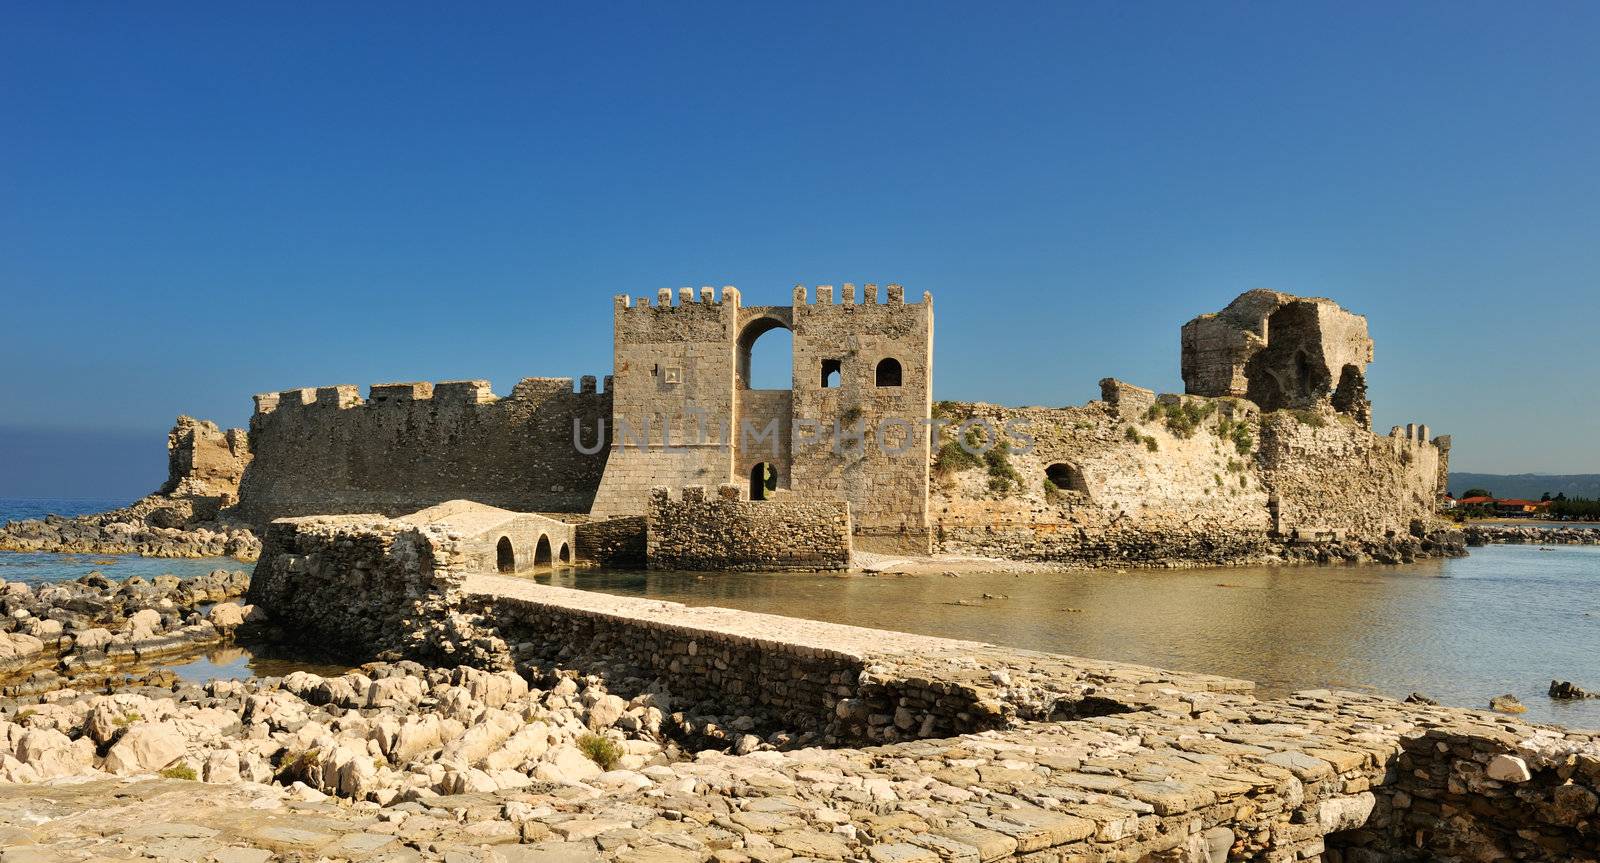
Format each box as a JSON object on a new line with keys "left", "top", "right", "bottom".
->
{"left": 1180, "top": 289, "right": 1374, "bottom": 426}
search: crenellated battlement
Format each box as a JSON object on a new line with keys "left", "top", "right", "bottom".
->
{"left": 252, "top": 376, "right": 610, "bottom": 416}
{"left": 789, "top": 283, "right": 929, "bottom": 306}
{"left": 613, "top": 285, "right": 740, "bottom": 311}
{"left": 1389, "top": 422, "right": 1435, "bottom": 446}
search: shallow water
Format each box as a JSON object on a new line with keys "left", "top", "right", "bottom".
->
{"left": 547, "top": 544, "right": 1600, "bottom": 728}
{"left": 0, "top": 552, "right": 244, "bottom": 586}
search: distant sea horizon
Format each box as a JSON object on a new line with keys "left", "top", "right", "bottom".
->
{"left": 0, "top": 497, "right": 132, "bottom": 525}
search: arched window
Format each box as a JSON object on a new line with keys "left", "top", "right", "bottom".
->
{"left": 749, "top": 462, "right": 778, "bottom": 500}
{"left": 737, "top": 318, "right": 792, "bottom": 389}
{"left": 820, "top": 359, "right": 841, "bottom": 388}
{"left": 534, "top": 535, "right": 552, "bottom": 566}
{"left": 875, "top": 358, "right": 902, "bottom": 387}
{"left": 496, "top": 537, "right": 515, "bottom": 573}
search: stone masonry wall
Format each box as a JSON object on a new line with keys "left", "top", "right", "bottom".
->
{"left": 931, "top": 395, "right": 1449, "bottom": 565}
{"left": 161, "top": 415, "right": 250, "bottom": 510}
{"left": 588, "top": 289, "right": 739, "bottom": 519}
{"left": 645, "top": 485, "right": 851, "bottom": 571}
{"left": 1258, "top": 413, "right": 1443, "bottom": 538}
{"left": 237, "top": 377, "right": 610, "bottom": 524}
{"left": 788, "top": 284, "right": 934, "bottom": 549}
{"left": 245, "top": 515, "right": 476, "bottom": 663}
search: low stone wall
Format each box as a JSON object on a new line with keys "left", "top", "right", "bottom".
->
{"left": 1466, "top": 524, "right": 1600, "bottom": 545}
{"left": 574, "top": 515, "right": 647, "bottom": 567}
{"left": 462, "top": 574, "right": 1250, "bottom": 745}
{"left": 245, "top": 516, "right": 473, "bottom": 662}
{"left": 645, "top": 485, "right": 851, "bottom": 571}
{"left": 1329, "top": 716, "right": 1600, "bottom": 862}
{"left": 936, "top": 518, "right": 1280, "bottom": 567}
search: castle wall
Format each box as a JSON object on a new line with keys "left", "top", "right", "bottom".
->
{"left": 1259, "top": 416, "right": 1444, "bottom": 537}
{"left": 645, "top": 484, "right": 851, "bottom": 571}
{"left": 931, "top": 398, "right": 1276, "bottom": 564}
{"left": 790, "top": 284, "right": 933, "bottom": 550}
{"left": 237, "top": 377, "right": 610, "bottom": 524}
{"left": 931, "top": 395, "right": 1445, "bottom": 564}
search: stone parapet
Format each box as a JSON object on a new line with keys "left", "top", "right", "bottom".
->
{"left": 645, "top": 485, "right": 852, "bottom": 571}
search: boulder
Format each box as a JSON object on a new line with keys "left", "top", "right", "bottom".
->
{"left": 73, "top": 628, "right": 115, "bottom": 652}
{"left": 0, "top": 632, "right": 45, "bottom": 661}
{"left": 103, "top": 723, "right": 187, "bottom": 775}
{"left": 208, "top": 602, "right": 246, "bottom": 630}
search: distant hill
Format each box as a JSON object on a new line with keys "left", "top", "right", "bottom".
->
{"left": 1447, "top": 473, "right": 1600, "bottom": 500}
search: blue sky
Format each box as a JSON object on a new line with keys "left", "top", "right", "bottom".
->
{"left": 3, "top": 2, "right": 1598, "bottom": 498}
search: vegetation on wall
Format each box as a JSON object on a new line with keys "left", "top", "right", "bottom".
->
{"left": 983, "top": 440, "right": 1024, "bottom": 495}
{"left": 1145, "top": 399, "right": 1216, "bottom": 438}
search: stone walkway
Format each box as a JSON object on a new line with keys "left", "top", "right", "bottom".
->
{"left": 3, "top": 688, "right": 1592, "bottom": 862}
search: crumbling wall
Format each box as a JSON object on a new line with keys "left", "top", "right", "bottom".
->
{"left": 162, "top": 416, "right": 250, "bottom": 509}
{"left": 246, "top": 515, "right": 473, "bottom": 661}
{"left": 1330, "top": 718, "right": 1600, "bottom": 862}
{"left": 237, "top": 377, "right": 610, "bottom": 524}
{"left": 645, "top": 485, "right": 851, "bottom": 571}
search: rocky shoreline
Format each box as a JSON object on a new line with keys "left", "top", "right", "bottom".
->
{"left": 0, "top": 493, "right": 261, "bottom": 559}
{"left": 1465, "top": 524, "right": 1600, "bottom": 546}
{"left": 0, "top": 568, "right": 257, "bottom": 698}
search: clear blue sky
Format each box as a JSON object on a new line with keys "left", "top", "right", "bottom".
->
{"left": 3, "top": 2, "right": 1597, "bottom": 498}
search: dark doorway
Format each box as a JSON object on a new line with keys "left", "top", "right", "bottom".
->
{"left": 875, "top": 358, "right": 902, "bottom": 387}
{"left": 535, "top": 536, "right": 552, "bottom": 566}
{"left": 1045, "top": 463, "right": 1091, "bottom": 496}
{"left": 496, "top": 537, "right": 515, "bottom": 573}
{"left": 750, "top": 462, "right": 777, "bottom": 500}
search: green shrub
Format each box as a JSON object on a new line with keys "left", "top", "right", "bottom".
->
{"left": 1123, "top": 426, "right": 1142, "bottom": 443}
{"left": 1144, "top": 435, "right": 1159, "bottom": 452}
{"left": 983, "top": 441, "right": 1024, "bottom": 496}
{"left": 1146, "top": 399, "right": 1216, "bottom": 438}
{"left": 1290, "top": 409, "right": 1327, "bottom": 428}
{"left": 159, "top": 764, "right": 197, "bottom": 781}
{"left": 577, "top": 733, "right": 622, "bottom": 770}
{"left": 934, "top": 437, "right": 980, "bottom": 475}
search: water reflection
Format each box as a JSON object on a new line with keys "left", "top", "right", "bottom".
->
{"left": 160, "top": 641, "right": 351, "bottom": 684}
{"left": 550, "top": 545, "right": 1600, "bottom": 728}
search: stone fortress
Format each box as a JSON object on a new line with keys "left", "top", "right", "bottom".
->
{"left": 174, "top": 285, "right": 1455, "bottom": 571}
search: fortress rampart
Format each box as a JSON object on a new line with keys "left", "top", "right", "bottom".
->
{"left": 237, "top": 376, "right": 611, "bottom": 524}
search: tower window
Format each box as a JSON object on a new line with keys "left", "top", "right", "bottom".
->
{"left": 821, "top": 359, "right": 841, "bottom": 388}
{"left": 875, "top": 358, "right": 902, "bottom": 387}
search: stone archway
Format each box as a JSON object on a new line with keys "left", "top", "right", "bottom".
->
{"left": 749, "top": 462, "right": 777, "bottom": 500}
{"left": 496, "top": 536, "right": 515, "bottom": 573}
{"left": 535, "top": 535, "right": 552, "bottom": 567}
{"left": 737, "top": 317, "right": 792, "bottom": 390}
